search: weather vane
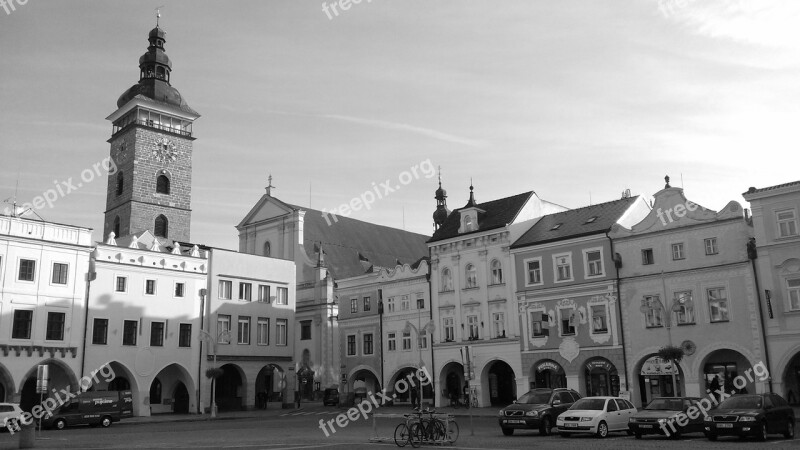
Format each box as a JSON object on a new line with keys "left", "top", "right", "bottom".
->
{"left": 156, "top": 6, "right": 164, "bottom": 27}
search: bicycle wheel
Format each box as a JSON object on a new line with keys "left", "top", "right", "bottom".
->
{"left": 446, "top": 420, "right": 459, "bottom": 443}
{"left": 408, "top": 422, "right": 424, "bottom": 448}
{"left": 394, "top": 423, "right": 410, "bottom": 448}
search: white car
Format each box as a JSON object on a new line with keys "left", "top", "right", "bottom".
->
{"left": 0, "top": 403, "right": 23, "bottom": 431}
{"left": 556, "top": 396, "right": 637, "bottom": 438}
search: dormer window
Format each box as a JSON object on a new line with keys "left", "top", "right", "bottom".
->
{"left": 585, "top": 216, "right": 597, "bottom": 224}
{"left": 464, "top": 215, "right": 475, "bottom": 232}
{"left": 550, "top": 223, "right": 562, "bottom": 230}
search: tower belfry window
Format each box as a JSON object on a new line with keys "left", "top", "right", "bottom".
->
{"left": 113, "top": 216, "right": 120, "bottom": 237}
{"left": 154, "top": 215, "right": 168, "bottom": 238}
{"left": 116, "top": 172, "right": 124, "bottom": 196}
{"left": 156, "top": 175, "right": 170, "bottom": 194}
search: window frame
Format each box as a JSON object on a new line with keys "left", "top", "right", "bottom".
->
{"left": 92, "top": 317, "right": 109, "bottom": 345}
{"left": 45, "top": 311, "right": 66, "bottom": 341}
{"left": 490, "top": 259, "right": 503, "bottom": 285}
{"left": 51, "top": 262, "right": 69, "bottom": 285}
{"left": 150, "top": 321, "right": 165, "bottom": 347}
{"left": 467, "top": 315, "right": 480, "bottom": 339}
{"left": 17, "top": 258, "right": 36, "bottom": 282}
{"left": 218, "top": 279, "right": 232, "bottom": 300}
{"left": 643, "top": 295, "right": 664, "bottom": 328}
{"left": 776, "top": 208, "right": 799, "bottom": 238}
{"left": 275, "top": 287, "right": 289, "bottom": 305}
{"left": 144, "top": 279, "right": 157, "bottom": 296}
{"left": 492, "top": 312, "right": 505, "bottom": 338}
{"left": 174, "top": 282, "right": 185, "bottom": 298}
{"left": 12, "top": 309, "right": 34, "bottom": 340}
{"left": 257, "top": 285, "right": 270, "bottom": 303}
{"left": 440, "top": 267, "right": 453, "bottom": 292}
{"left": 704, "top": 237, "right": 719, "bottom": 255}
{"left": 257, "top": 318, "right": 270, "bottom": 345}
{"left": 115, "top": 276, "right": 128, "bottom": 293}
{"left": 524, "top": 257, "right": 543, "bottom": 286}
{"left": 590, "top": 304, "right": 608, "bottom": 334}
{"left": 559, "top": 308, "right": 576, "bottom": 336}
{"left": 671, "top": 243, "right": 685, "bottom": 261}
{"left": 123, "top": 319, "right": 138, "bottom": 346}
{"left": 276, "top": 319, "right": 288, "bottom": 346}
{"left": 442, "top": 317, "right": 454, "bottom": 342}
{"left": 387, "top": 332, "right": 397, "bottom": 351}
{"left": 237, "top": 316, "right": 251, "bottom": 345}
{"left": 300, "top": 320, "right": 312, "bottom": 340}
{"left": 642, "top": 248, "right": 655, "bottom": 265}
{"left": 402, "top": 331, "right": 412, "bottom": 350}
{"left": 347, "top": 334, "right": 357, "bottom": 356}
{"left": 238, "top": 282, "right": 252, "bottom": 302}
{"left": 464, "top": 263, "right": 478, "bottom": 289}
{"left": 178, "top": 323, "right": 192, "bottom": 348}
{"left": 787, "top": 278, "right": 800, "bottom": 312}
{"left": 363, "top": 296, "right": 371, "bottom": 312}
{"left": 552, "top": 252, "right": 574, "bottom": 283}
{"left": 582, "top": 247, "right": 604, "bottom": 278}
{"left": 363, "top": 333, "right": 374, "bottom": 355}
{"left": 707, "top": 287, "right": 730, "bottom": 323}
{"left": 217, "top": 314, "right": 231, "bottom": 344}
{"left": 673, "top": 290, "right": 695, "bottom": 325}
{"left": 350, "top": 298, "right": 358, "bottom": 314}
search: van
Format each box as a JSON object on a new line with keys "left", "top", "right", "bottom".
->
{"left": 42, "top": 390, "right": 133, "bottom": 430}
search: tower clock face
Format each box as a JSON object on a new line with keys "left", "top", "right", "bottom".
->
{"left": 154, "top": 137, "right": 178, "bottom": 163}
{"left": 114, "top": 142, "right": 127, "bottom": 164}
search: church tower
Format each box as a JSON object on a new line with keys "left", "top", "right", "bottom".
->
{"left": 103, "top": 24, "right": 199, "bottom": 242}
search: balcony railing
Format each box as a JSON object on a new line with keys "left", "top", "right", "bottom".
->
{"left": 113, "top": 119, "right": 192, "bottom": 138}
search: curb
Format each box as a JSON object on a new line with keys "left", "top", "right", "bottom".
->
{"left": 119, "top": 408, "right": 304, "bottom": 426}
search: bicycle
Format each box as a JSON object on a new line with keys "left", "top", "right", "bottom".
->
{"left": 408, "top": 408, "right": 459, "bottom": 445}
{"left": 394, "top": 409, "right": 424, "bottom": 448}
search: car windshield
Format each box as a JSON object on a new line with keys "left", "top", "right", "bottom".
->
{"left": 645, "top": 398, "right": 683, "bottom": 411}
{"left": 516, "top": 391, "right": 552, "bottom": 405}
{"left": 717, "top": 396, "right": 762, "bottom": 410}
{"left": 572, "top": 398, "right": 606, "bottom": 410}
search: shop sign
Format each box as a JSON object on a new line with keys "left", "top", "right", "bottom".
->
{"left": 536, "top": 361, "right": 562, "bottom": 373}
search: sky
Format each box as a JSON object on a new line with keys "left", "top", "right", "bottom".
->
{"left": 1, "top": 0, "right": 799, "bottom": 250}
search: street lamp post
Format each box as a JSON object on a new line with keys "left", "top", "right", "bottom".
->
{"left": 199, "top": 329, "right": 231, "bottom": 418}
{"left": 403, "top": 317, "right": 434, "bottom": 408}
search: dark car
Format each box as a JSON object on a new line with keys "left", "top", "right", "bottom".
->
{"left": 628, "top": 397, "right": 703, "bottom": 439}
{"left": 704, "top": 393, "right": 795, "bottom": 441}
{"left": 323, "top": 388, "right": 339, "bottom": 406}
{"left": 498, "top": 388, "right": 581, "bottom": 436}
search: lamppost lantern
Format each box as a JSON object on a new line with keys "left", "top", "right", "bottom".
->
{"left": 199, "top": 329, "right": 231, "bottom": 419}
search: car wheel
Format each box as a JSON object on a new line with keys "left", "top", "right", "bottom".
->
{"left": 55, "top": 418, "right": 67, "bottom": 430}
{"left": 539, "top": 417, "right": 552, "bottom": 436}
{"left": 596, "top": 421, "right": 609, "bottom": 438}
{"left": 100, "top": 416, "right": 112, "bottom": 428}
{"left": 757, "top": 422, "right": 768, "bottom": 442}
{"left": 785, "top": 420, "right": 795, "bottom": 439}
{"left": 559, "top": 432, "right": 571, "bottom": 438}
{"left": 501, "top": 427, "right": 513, "bottom": 436}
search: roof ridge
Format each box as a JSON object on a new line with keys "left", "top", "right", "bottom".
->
{"left": 547, "top": 195, "right": 637, "bottom": 218}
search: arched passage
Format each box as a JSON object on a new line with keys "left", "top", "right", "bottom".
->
{"left": 348, "top": 367, "right": 381, "bottom": 403}
{"left": 782, "top": 351, "right": 800, "bottom": 405}
{"left": 700, "top": 349, "right": 755, "bottom": 396}
{"left": 582, "top": 357, "right": 620, "bottom": 397}
{"left": 19, "top": 360, "right": 79, "bottom": 412}
{"left": 529, "top": 359, "right": 566, "bottom": 390}
{"left": 255, "top": 364, "right": 284, "bottom": 409}
{"left": 150, "top": 363, "right": 194, "bottom": 414}
{"left": 439, "top": 361, "right": 464, "bottom": 407}
{"left": 215, "top": 364, "right": 245, "bottom": 412}
{"left": 635, "top": 354, "right": 685, "bottom": 406}
{"left": 482, "top": 359, "right": 516, "bottom": 407}
{"left": 0, "top": 363, "right": 14, "bottom": 402}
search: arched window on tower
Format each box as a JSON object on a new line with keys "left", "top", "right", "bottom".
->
{"left": 116, "top": 172, "right": 124, "bottom": 196}
{"left": 113, "top": 216, "right": 121, "bottom": 237}
{"left": 154, "top": 215, "right": 168, "bottom": 238}
{"left": 156, "top": 175, "right": 170, "bottom": 194}
{"left": 263, "top": 241, "right": 271, "bottom": 257}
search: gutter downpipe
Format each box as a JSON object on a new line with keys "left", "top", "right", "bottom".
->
{"left": 607, "top": 233, "right": 630, "bottom": 395}
{"left": 748, "top": 238, "right": 773, "bottom": 393}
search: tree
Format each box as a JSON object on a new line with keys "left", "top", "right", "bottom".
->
{"left": 657, "top": 345, "right": 685, "bottom": 397}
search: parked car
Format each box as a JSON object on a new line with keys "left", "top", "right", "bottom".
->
{"left": 628, "top": 397, "right": 703, "bottom": 439}
{"left": 557, "top": 396, "right": 637, "bottom": 438}
{"left": 0, "top": 403, "right": 23, "bottom": 431}
{"left": 41, "top": 390, "right": 133, "bottom": 430}
{"left": 322, "top": 388, "right": 339, "bottom": 406}
{"left": 703, "top": 393, "right": 795, "bottom": 441}
{"left": 498, "top": 388, "right": 581, "bottom": 436}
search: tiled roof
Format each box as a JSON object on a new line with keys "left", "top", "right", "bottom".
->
{"left": 511, "top": 196, "right": 639, "bottom": 248}
{"left": 290, "top": 204, "right": 430, "bottom": 280}
{"left": 428, "top": 191, "right": 534, "bottom": 243}
{"left": 743, "top": 180, "right": 800, "bottom": 196}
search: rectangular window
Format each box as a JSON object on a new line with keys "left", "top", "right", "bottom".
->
{"left": 237, "top": 316, "right": 250, "bottom": 344}
{"left": 467, "top": 315, "right": 479, "bottom": 339}
{"left": 92, "top": 318, "right": 108, "bottom": 344}
{"left": 777, "top": 209, "right": 799, "bottom": 238}
{"left": 276, "top": 319, "right": 287, "bottom": 346}
{"left": 218, "top": 280, "right": 232, "bottom": 299}
{"left": 674, "top": 291, "right": 695, "bottom": 324}
{"left": 554, "top": 254, "right": 572, "bottom": 282}
{"left": 443, "top": 317, "right": 454, "bottom": 342}
{"left": 351, "top": 298, "right": 358, "bottom": 313}
{"left": 257, "top": 318, "right": 270, "bottom": 345}
{"left": 217, "top": 315, "right": 231, "bottom": 343}
{"left": 402, "top": 332, "right": 412, "bottom": 350}
{"left": 363, "top": 296, "right": 371, "bottom": 311}
{"left": 258, "top": 285, "right": 270, "bottom": 303}
{"left": 643, "top": 295, "right": 663, "bottom": 328}
{"left": 123, "top": 320, "right": 138, "bottom": 346}
{"left": 387, "top": 297, "right": 395, "bottom": 312}
{"left": 704, "top": 238, "right": 718, "bottom": 255}
{"left": 388, "top": 332, "right": 397, "bottom": 351}
{"left": 530, "top": 312, "right": 546, "bottom": 337}
{"left": 401, "top": 295, "right": 410, "bottom": 311}
{"left": 239, "top": 282, "right": 252, "bottom": 301}
{"left": 492, "top": 312, "right": 505, "bottom": 338}
{"left": 12, "top": 310, "right": 33, "bottom": 339}
{"left": 526, "top": 259, "right": 542, "bottom": 285}
{"left": 275, "top": 287, "right": 288, "bottom": 305}
{"left": 788, "top": 279, "right": 800, "bottom": 311}
{"left": 45, "top": 312, "right": 66, "bottom": 340}
{"left": 591, "top": 305, "right": 607, "bottom": 333}
{"left": 586, "top": 250, "right": 603, "bottom": 277}
{"left": 560, "top": 309, "right": 575, "bottom": 335}
{"left": 347, "top": 335, "right": 357, "bottom": 356}
{"left": 179, "top": 324, "right": 191, "bottom": 347}
{"left": 51, "top": 263, "right": 69, "bottom": 285}
{"left": 115, "top": 276, "right": 127, "bottom": 292}
{"left": 18, "top": 259, "right": 35, "bottom": 282}
{"left": 145, "top": 279, "right": 156, "bottom": 295}
{"left": 672, "top": 243, "right": 685, "bottom": 260}
{"left": 300, "top": 320, "right": 311, "bottom": 340}
{"left": 419, "top": 334, "right": 428, "bottom": 349}
{"left": 150, "top": 322, "right": 164, "bottom": 347}
{"left": 363, "top": 333, "right": 373, "bottom": 355}
{"left": 416, "top": 295, "right": 425, "bottom": 310}
{"left": 642, "top": 248, "right": 655, "bottom": 265}
{"left": 174, "top": 282, "right": 185, "bottom": 298}
{"left": 707, "top": 287, "right": 730, "bottom": 322}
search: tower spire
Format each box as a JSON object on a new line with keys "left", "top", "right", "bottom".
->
{"left": 432, "top": 166, "right": 450, "bottom": 230}
{"left": 155, "top": 6, "right": 163, "bottom": 27}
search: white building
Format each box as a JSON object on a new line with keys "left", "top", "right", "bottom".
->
{"left": 0, "top": 214, "right": 92, "bottom": 408}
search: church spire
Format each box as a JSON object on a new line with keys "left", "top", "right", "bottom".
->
{"left": 432, "top": 166, "right": 450, "bottom": 230}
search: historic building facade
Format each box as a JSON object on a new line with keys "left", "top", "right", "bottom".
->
{"left": 511, "top": 195, "right": 650, "bottom": 400}
{"left": 428, "top": 185, "right": 566, "bottom": 407}
{"left": 0, "top": 215, "right": 93, "bottom": 408}
{"left": 744, "top": 180, "right": 800, "bottom": 405}
{"left": 610, "top": 179, "right": 765, "bottom": 407}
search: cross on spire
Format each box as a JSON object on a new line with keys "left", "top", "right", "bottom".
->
{"left": 266, "top": 174, "right": 276, "bottom": 195}
{"left": 155, "top": 5, "right": 164, "bottom": 27}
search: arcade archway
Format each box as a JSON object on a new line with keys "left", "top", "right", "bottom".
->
{"left": 483, "top": 360, "right": 516, "bottom": 406}
{"left": 215, "top": 364, "right": 245, "bottom": 411}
